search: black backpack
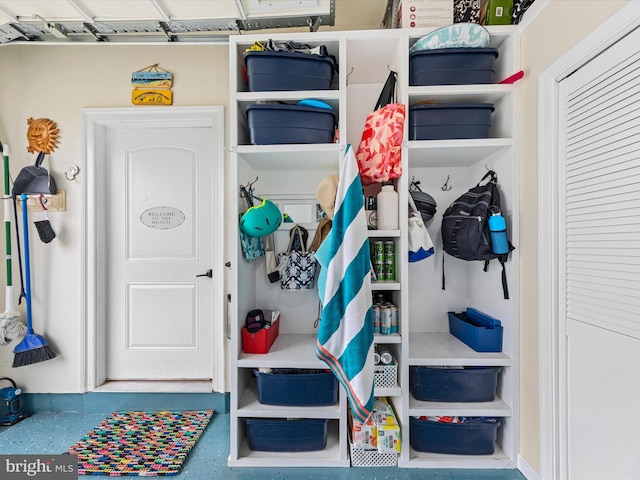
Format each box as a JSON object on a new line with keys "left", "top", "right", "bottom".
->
{"left": 441, "top": 170, "right": 514, "bottom": 299}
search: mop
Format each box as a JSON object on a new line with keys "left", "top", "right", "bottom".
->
{"left": 12, "top": 193, "right": 56, "bottom": 367}
{"left": 0, "top": 144, "right": 25, "bottom": 345}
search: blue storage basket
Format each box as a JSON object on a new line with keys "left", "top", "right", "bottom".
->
{"left": 254, "top": 369, "right": 338, "bottom": 406}
{"left": 409, "top": 103, "right": 494, "bottom": 141}
{"left": 448, "top": 311, "right": 503, "bottom": 352}
{"left": 245, "top": 50, "right": 335, "bottom": 92}
{"left": 245, "top": 418, "right": 328, "bottom": 452}
{"left": 409, "top": 47, "right": 499, "bottom": 86}
{"left": 246, "top": 104, "right": 336, "bottom": 145}
{"left": 409, "top": 366, "right": 500, "bottom": 402}
{"left": 410, "top": 417, "right": 500, "bottom": 455}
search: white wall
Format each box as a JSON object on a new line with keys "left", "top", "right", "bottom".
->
{"left": 0, "top": 0, "right": 387, "bottom": 394}
{"left": 519, "top": 0, "right": 628, "bottom": 472}
{"left": 0, "top": 44, "right": 229, "bottom": 392}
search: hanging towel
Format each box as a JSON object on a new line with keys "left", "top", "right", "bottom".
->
{"left": 315, "top": 144, "right": 375, "bottom": 423}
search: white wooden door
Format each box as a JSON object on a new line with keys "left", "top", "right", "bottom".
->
{"left": 105, "top": 126, "right": 215, "bottom": 380}
{"left": 559, "top": 25, "right": 640, "bottom": 480}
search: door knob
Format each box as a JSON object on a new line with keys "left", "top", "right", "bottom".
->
{"left": 196, "top": 269, "right": 213, "bottom": 278}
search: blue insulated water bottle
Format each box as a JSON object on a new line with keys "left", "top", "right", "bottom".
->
{"left": 488, "top": 212, "right": 510, "bottom": 254}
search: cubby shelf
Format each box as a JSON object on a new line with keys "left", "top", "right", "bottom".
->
{"left": 230, "top": 26, "right": 519, "bottom": 470}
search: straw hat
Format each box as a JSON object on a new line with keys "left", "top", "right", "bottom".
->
{"left": 316, "top": 175, "right": 339, "bottom": 220}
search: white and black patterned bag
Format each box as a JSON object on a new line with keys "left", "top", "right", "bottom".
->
{"left": 278, "top": 225, "right": 317, "bottom": 290}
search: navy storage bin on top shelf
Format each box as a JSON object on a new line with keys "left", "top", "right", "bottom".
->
{"left": 254, "top": 369, "right": 338, "bottom": 406}
{"left": 244, "top": 50, "right": 335, "bottom": 91}
{"left": 409, "top": 103, "right": 494, "bottom": 141}
{"left": 409, "top": 366, "right": 500, "bottom": 402}
{"left": 409, "top": 47, "right": 499, "bottom": 86}
{"left": 246, "top": 103, "right": 336, "bottom": 145}
{"left": 245, "top": 418, "right": 329, "bottom": 452}
{"left": 410, "top": 417, "right": 500, "bottom": 455}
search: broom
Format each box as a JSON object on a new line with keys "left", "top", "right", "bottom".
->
{"left": 12, "top": 193, "right": 56, "bottom": 367}
{"left": 0, "top": 144, "right": 25, "bottom": 345}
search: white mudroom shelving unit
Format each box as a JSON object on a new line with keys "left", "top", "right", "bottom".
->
{"left": 228, "top": 26, "right": 520, "bottom": 470}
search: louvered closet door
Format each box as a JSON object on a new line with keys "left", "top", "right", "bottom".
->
{"left": 559, "top": 26, "right": 640, "bottom": 480}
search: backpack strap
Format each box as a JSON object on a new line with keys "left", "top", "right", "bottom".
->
{"left": 441, "top": 253, "right": 446, "bottom": 291}
{"left": 499, "top": 257, "right": 509, "bottom": 300}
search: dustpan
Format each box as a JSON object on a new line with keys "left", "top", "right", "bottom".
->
{"left": 12, "top": 152, "right": 57, "bottom": 196}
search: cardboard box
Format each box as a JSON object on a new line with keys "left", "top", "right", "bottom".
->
{"left": 398, "top": 0, "right": 453, "bottom": 29}
{"left": 349, "top": 410, "right": 378, "bottom": 450}
{"left": 372, "top": 397, "right": 401, "bottom": 453}
{"left": 485, "top": 0, "right": 513, "bottom": 25}
{"left": 377, "top": 423, "right": 402, "bottom": 453}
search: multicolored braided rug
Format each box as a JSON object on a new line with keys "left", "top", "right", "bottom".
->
{"left": 65, "top": 410, "right": 214, "bottom": 476}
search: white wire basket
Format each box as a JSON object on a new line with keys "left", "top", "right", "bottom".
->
{"left": 349, "top": 442, "right": 398, "bottom": 467}
{"left": 374, "top": 361, "right": 398, "bottom": 389}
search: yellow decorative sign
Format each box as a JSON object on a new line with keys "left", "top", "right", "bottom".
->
{"left": 131, "top": 64, "right": 173, "bottom": 105}
{"left": 132, "top": 89, "right": 173, "bottom": 105}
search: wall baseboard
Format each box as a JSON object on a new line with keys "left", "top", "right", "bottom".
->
{"left": 23, "top": 392, "right": 230, "bottom": 414}
{"left": 518, "top": 454, "right": 540, "bottom": 480}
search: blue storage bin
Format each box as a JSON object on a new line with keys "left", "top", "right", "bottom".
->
{"left": 409, "top": 366, "right": 500, "bottom": 402}
{"left": 448, "top": 311, "right": 503, "bottom": 353}
{"left": 254, "top": 369, "right": 338, "bottom": 406}
{"left": 410, "top": 417, "right": 500, "bottom": 455}
{"left": 409, "top": 48, "right": 499, "bottom": 86}
{"left": 246, "top": 104, "right": 336, "bottom": 145}
{"left": 245, "top": 418, "right": 328, "bottom": 452}
{"left": 409, "top": 103, "right": 494, "bottom": 141}
{"left": 245, "top": 50, "right": 335, "bottom": 91}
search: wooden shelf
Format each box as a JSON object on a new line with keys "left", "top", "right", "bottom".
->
{"left": 237, "top": 384, "right": 341, "bottom": 419}
{"left": 238, "top": 334, "right": 325, "bottom": 369}
{"left": 401, "top": 445, "right": 515, "bottom": 469}
{"left": 408, "top": 332, "right": 512, "bottom": 366}
{"left": 236, "top": 144, "right": 340, "bottom": 171}
{"left": 231, "top": 421, "right": 348, "bottom": 468}
{"left": 407, "top": 138, "right": 513, "bottom": 168}
{"left": 408, "top": 396, "right": 512, "bottom": 417}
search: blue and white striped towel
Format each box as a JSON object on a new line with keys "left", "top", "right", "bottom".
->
{"left": 315, "top": 144, "right": 375, "bottom": 422}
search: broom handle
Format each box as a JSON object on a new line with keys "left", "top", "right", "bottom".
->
{"left": 3, "top": 145, "right": 14, "bottom": 313}
{"left": 20, "top": 194, "right": 33, "bottom": 334}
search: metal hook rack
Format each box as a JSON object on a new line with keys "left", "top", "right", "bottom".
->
{"left": 442, "top": 175, "right": 452, "bottom": 191}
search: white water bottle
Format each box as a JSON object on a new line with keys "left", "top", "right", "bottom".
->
{"left": 376, "top": 181, "right": 398, "bottom": 230}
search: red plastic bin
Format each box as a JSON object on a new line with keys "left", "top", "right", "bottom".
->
{"left": 242, "top": 314, "right": 279, "bottom": 354}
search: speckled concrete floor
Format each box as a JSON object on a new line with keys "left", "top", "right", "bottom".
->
{"left": 0, "top": 411, "right": 527, "bottom": 479}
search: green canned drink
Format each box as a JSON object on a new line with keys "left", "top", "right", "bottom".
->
{"left": 372, "top": 241, "right": 385, "bottom": 262}
{"left": 373, "top": 260, "right": 385, "bottom": 281}
{"left": 384, "top": 260, "right": 395, "bottom": 281}
{"left": 384, "top": 240, "right": 395, "bottom": 262}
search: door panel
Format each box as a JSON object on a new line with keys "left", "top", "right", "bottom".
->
{"left": 106, "top": 127, "right": 214, "bottom": 380}
{"left": 560, "top": 25, "right": 640, "bottom": 479}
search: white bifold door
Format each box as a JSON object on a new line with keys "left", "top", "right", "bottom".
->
{"left": 558, "top": 25, "right": 640, "bottom": 480}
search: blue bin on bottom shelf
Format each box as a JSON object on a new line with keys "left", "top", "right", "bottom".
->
{"left": 409, "top": 366, "right": 500, "bottom": 402}
{"left": 410, "top": 417, "right": 500, "bottom": 455}
{"left": 245, "top": 418, "right": 328, "bottom": 452}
